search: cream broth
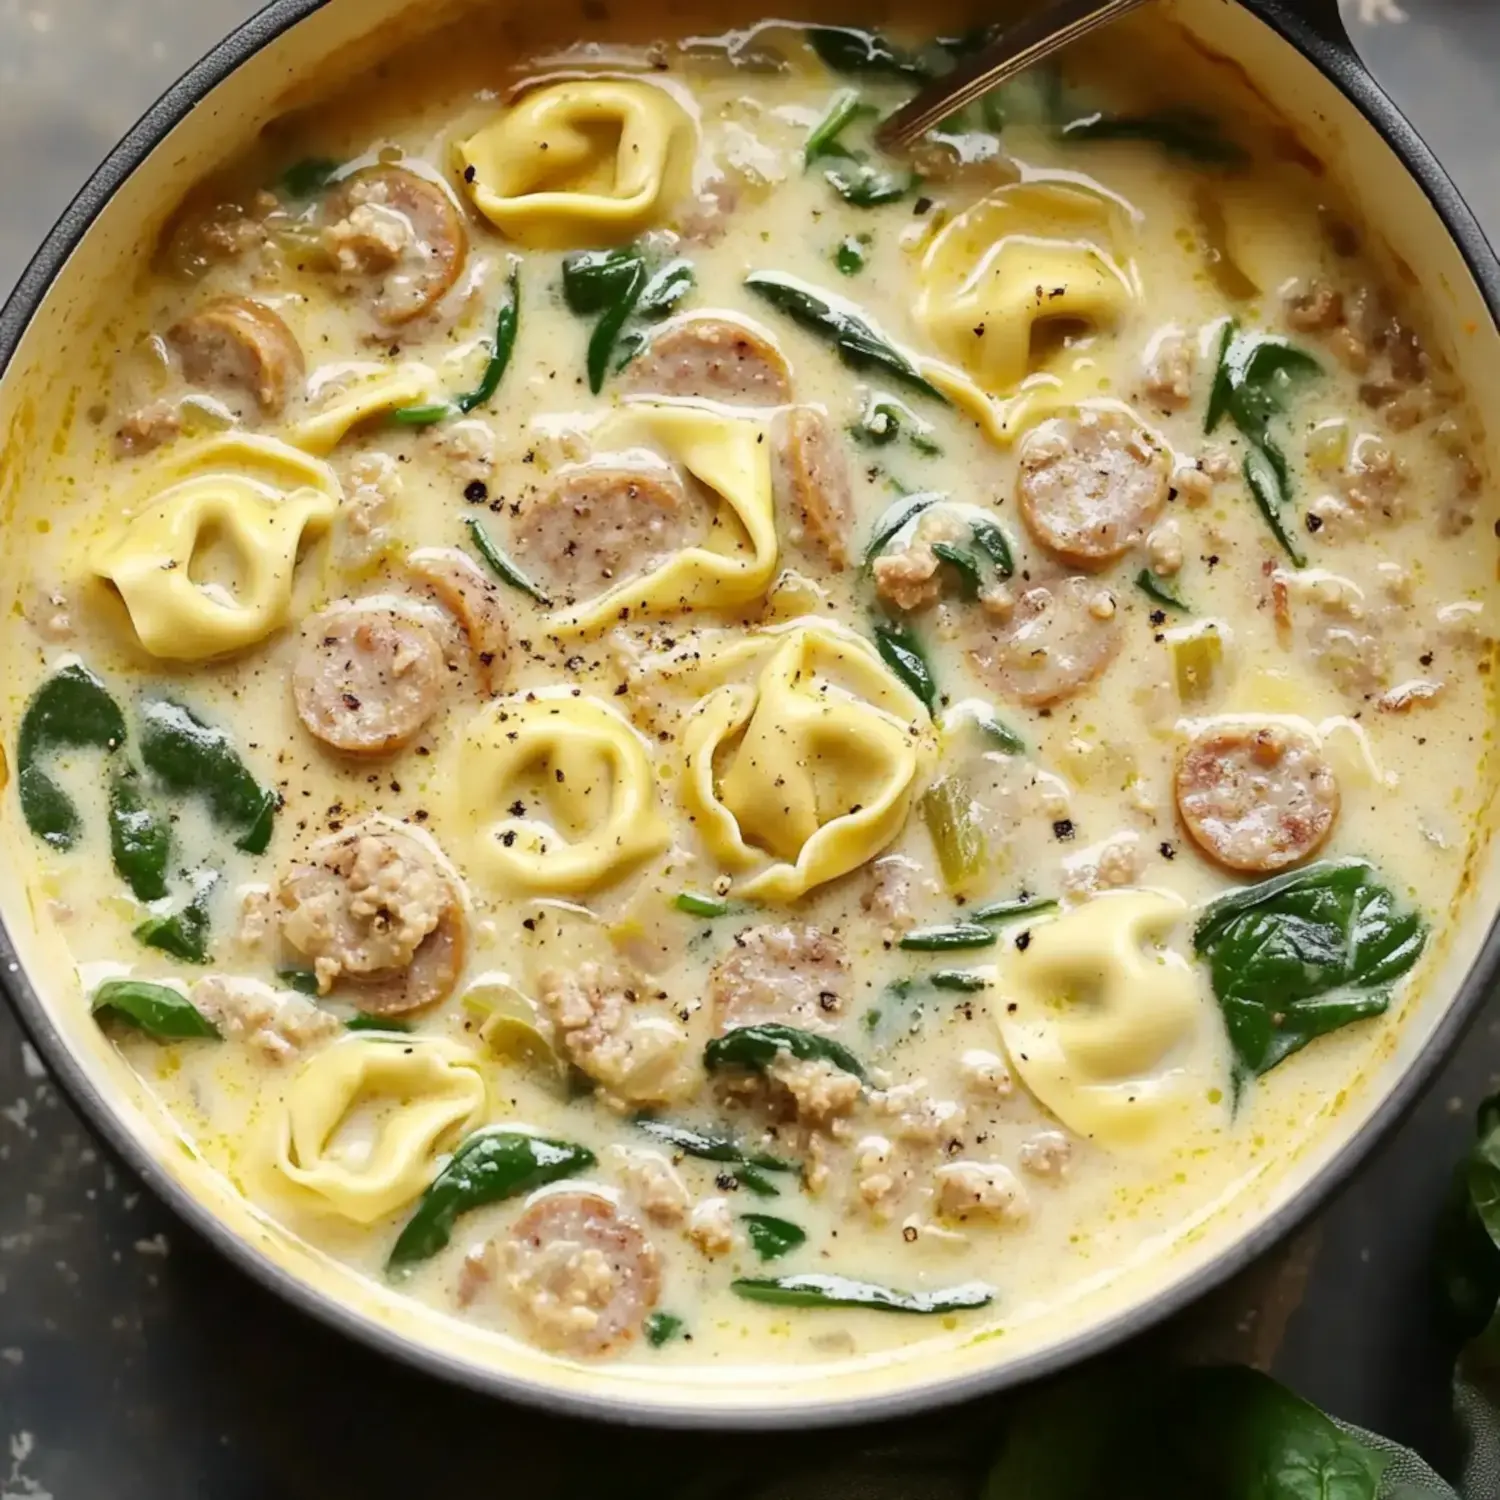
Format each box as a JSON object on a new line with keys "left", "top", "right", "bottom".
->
{"left": 2, "top": 8, "right": 1495, "bottom": 1372}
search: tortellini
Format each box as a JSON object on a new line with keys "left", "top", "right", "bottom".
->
{"left": 92, "top": 433, "right": 339, "bottom": 660}
{"left": 994, "top": 890, "right": 1222, "bottom": 1153}
{"left": 547, "top": 403, "right": 779, "bottom": 637}
{"left": 683, "top": 621, "right": 933, "bottom": 901}
{"left": 455, "top": 692, "right": 670, "bottom": 894}
{"left": 917, "top": 179, "right": 1137, "bottom": 398}
{"left": 458, "top": 80, "right": 695, "bottom": 249}
{"left": 289, "top": 364, "right": 441, "bottom": 455}
{"left": 269, "top": 1035, "right": 487, "bottom": 1223}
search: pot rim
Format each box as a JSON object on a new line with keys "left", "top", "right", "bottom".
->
{"left": 2, "top": 0, "right": 1499, "bottom": 1430}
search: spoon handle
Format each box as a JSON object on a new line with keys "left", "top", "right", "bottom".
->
{"left": 875, "top": 0, "right": 1155, "bottom": 151}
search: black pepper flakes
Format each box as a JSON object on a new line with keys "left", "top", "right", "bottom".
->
{"left": 1014, "top": 930, "right": 1032, "bottom": 951}
{"left": 1052, "top": 819, "right": 1075, "bottom": 841}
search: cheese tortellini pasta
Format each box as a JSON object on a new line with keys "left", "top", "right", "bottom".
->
{"left": 995, "top": 891, "right": 1222, "bottom": 1153}
{"left": 268, "top": 1035, "right": 487, "bottom": 1222}
{"left": 917, "top": 179, "right": 1137, "bottom": 397}
{"left": 290, "top": 364, "right": 442, "bottom": 455}
{"left": 458, "top": 80, "right": 694, "bottom": 249}
{"left": 547, "top": 403, "right": 779, "bottom": 636}
{"left": 455, "top": 692, "right": 670, "bottom": 894}
{"left": 91, "top": 433, "right": 339, "bottom": 660}
{"left": 683, "top": 621, "right": 933, "bottom": 901}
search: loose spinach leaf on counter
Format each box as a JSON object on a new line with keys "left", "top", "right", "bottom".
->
{"left": 872, "top": 619, "right": 938, "bottom": 712}
{"left": 733, "top": 1273, "right": 993, "bottom": 1315}
{"left": 138, "top": 699, "right": 277, "bottom": 855}
{"left": 17, "top": 663, "right": 127, "bottom": 850}
{"left": 387, "top": 1128, "right": 595, "bottom": 1272}
{"left": 1205, "top": 323, "right": 1321, "bottom": 567}
{"left": 108, "top": 766, "right": 171, "bottom": 902}
{"left": 90, "top": 979, "right": 220, "bottom": 1041}
{"left": 746, "top": 272, "right": 948, "bottom": 403}
{"left": 705, "top": 1024, "right": 866, "bottom": 1083}
{"left": 1436, "top": 1093, "right": 1500, "bottom": 1339}
{"left": 464, "top": 515, "right": 551, "bottom": 605}
{"left": 1194, "top": 858, "right": 1427, "bottom": 1081}
{"left": 742, "top": 1214, "right": 808, "bottom": 1261}
{"left": 133, "top": 872, "right": 219, "bottom": 965}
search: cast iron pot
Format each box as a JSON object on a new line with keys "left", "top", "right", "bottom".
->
{"left": 1, "top": 0, "right": 1497, "bottom": 1427}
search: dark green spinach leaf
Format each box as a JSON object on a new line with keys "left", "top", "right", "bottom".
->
{"left": 279, "top": 156, "right": 341, "bottom": 198}
{"left": 108, "top": 767, "right": 171, "bottom": 901}
{"left": 733, "top": 1272, "right": 993, "bottom": 1314}
{"left": 645, "top": 1312, "right": 685, "bottom": 1347}
{"left": 133, "top": 873, "right": 218, "bottom": 965}
{"left": 741, "top": 1214, "right": 807, "bottom": 1261}
{"left": 91, "top": 979, "right": 220, "bottom": 1041}
{"left": 1136, "top": 568, "right": 1190, "bottom": 612}
{"left": 872, "top": 619, "right": 938, "bottom": 712}
{"left": 17, "top": 663, "right": 127, "bottom": 850}
{"left": 1061, "top": 108, "right": 1246, "bottom": 165}
{"left": 705, "top": 1024, "right": 866, "bottom": 1083}
{"left": 464, "top": 515, "right": 550, "bottom": 605}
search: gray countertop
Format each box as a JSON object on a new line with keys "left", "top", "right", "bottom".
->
{"left": 1, "top": 3, "right": 1498, "bottom": 1495}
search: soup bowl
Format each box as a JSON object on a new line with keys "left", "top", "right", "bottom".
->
{"left": 1, "top": 0, "right": 1497, "bottom": 1426}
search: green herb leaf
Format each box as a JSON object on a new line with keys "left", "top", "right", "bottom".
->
{"left": 735, "top": 1165, "right": 781, "bottom": 1198}
{"left": 1194, "top": 858, "right": 1427, "bottom": 1081}
{"left": 562, "top": 247, "right": 644, "bottom": 315}
{"left": 464, "top": 515, "right": 551, "bottom": 605}
{"left": 633, "top": 1117, "right": 796, "bottom": 1175}
{"left": 863, "top": 491, "right": 943, "bottom": 564}
{"left": 346, "top": 1013, "right": 412, "bottom": 1033}
{"left": 108, "top": 767, "right": 170, "bottom": 902}
{"left": 674, "top": 891, "right": 731, "bottom": 919}
{"left": 742, "top": 1214, "right": 808, "bottom": 1261}
{"left": 138, "top": 700, "right": 276, "bottom": 854}
{"left": 587, "top": 258, "right": 646, "bottom": 393}
{"left": 1243, "top": 444, "right": 1308, "bottom": 569}
{"left": 645, "top": 1312, "right": 685, "bottom": 1347}
{"left": 91, "top": 979, "right": 220, "bottom": 1041}
{"left": 872, "top": 620, "right": 938, "bottom": 712}
{"left": 746, "top": 272, "right": 948, "bottom": 403}
{"left": 971, "top": 708, "right": 1025, "bottom": 755}
{"left": 825, "top": 162, "right": 913, "bottom": 207}
{"left": 634, "top": 257, "right": 695, "bottom": 320}
{"left": 277, "top": 968, "right": 320, "bottom": 996}
{"left": 930, "top": 970, "right": 988, "bottom": 992}
{"left": 806, "top": 26, "right": 929, "bottom": 78}
{"left": 279, "top": 156, "right": 342, "bottom": 198}
{"left": 835, "top": 235, "right": 869, "bottom": 275}
{"left": 133, "top": 873, "right": 218, "bottom": 964}
{"left": 1061, "top": 109, "right": 1247, "bottom": 165}
{"left": 17, "top": 663, "right": 127, "bottom": 850}
{"left": 705, "top": 1024, "right": 866, "bottom": 1083}
{"left": 733, "top": 1272, "right": 993, "bottom": 1314}
{"left": 454, "top": 262, "right": 521, "bottom": 414}
{"left": 971, "top": 895, "right": 1058, "bottom": 925}
{"left": 805, "top": 89, "right": 876, "bottom": 164}
{"left": 1135, "top": 569, "right": 1190, "bottom": 612}
{"left": 389, "top": 402, "right": 453, "bottom": 427}
{"left": 387, "top": 1128, "right": 596, "bottom": 1272}
{"left": 969, "top": 518, "right": 1014, "bottom": 579}
{"left": 899, "top": 923, "right": 996, "bottom": 952}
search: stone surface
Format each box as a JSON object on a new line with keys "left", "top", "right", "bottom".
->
{"left": 1, "top": 1, "right": 1498, "bottom": 1494}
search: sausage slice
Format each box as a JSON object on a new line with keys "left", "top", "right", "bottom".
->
{"left": 504, "top": 1191, "right": 660, "bottom": 1357}
{"left": 970, "top": 576, "right": 1123, "bottom": 707}
{"left": 773, "top": 407, "right": 853, "bottom": 571}
{"left": 169, "top": 296, "right": 304, "bottom": 416}
{"left": 322, "top": 166, "right": 468, "bottom": 326}
{"left": 708, "top": 923, "right": 849, "bottom": 1035}
{"left": 408, "top": 548, "right": 512, "bottom": 695}
{"left": 621, "top": 316, "right": 792, "bottom": 405}
{"left": 1017, "top": 410, "right": 1170, "bottom": 567}
{"left": 512, "top": 466, "right": 704, "bottom": 601}
{"left": 293, "top": 607, "right": 446, "bottom": 756}
{"left": 1175, "top": 724, "right": 1340, "bottom": 873}
{"left": 277, "top": 825, "right": 464, "bottom": 1013}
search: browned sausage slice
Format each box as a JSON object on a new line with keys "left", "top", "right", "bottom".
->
{"left": 277, "top": 825, "right": 464, "bottom": 1015}
{"left": 169, "top": 296, "right": 304, "bottom": 416}
{"left": 408, "top": 548, "right": 512, "bottom": 695}
{"left": 621, "top": 316, "right": 792, "bottom": 405}
{"left": 1175, "top": 724, "right": 1340, "bottom": 873}
{"left": 708, "top": 923, "right": 849, "bottom": 1036}
{"left": 504, "top": 1191, "right": 661, "bottom": 1357}
{"left": 293, "top": 607, "right": 446, "bottom": 756}
{"left": 773, "top": 407, "right": 853, "bottom": 571}
{"left": 512, "top": 466, "right": 706, "bottom": 602}
{"left": 969, "top": 577, "right": 1122, "bottom": 707}
{"left": 323, "top": 166, "right": 468, "bottom": 326}
{"left": 1017, "top": 410, "right": 1169, "bottom": 567}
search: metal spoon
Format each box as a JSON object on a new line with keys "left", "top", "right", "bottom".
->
{"left": 875, "top": 0, "right": 1154, "bottom": 152}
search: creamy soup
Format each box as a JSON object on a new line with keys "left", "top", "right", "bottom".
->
{"left": 2, "top": 5, "right": 1495, "bottom": 1372}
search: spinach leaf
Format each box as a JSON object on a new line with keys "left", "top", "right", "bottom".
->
{"left": 673, "top": 891, "right": 732, "bottom": 919}
{"left": 278, "top": 156, "right": 341, "bottom": 198}
{"left": 970, "top": 518, "right": 1014, "bottom": 578}
{"left": 930, "top": 970, "right": 988, "bottom": 993}
{"left": 969, "top": 707, "right": 1025, "bottom": 755}
{"left": 1061, "top": 108, "right": 1246, "bottom": 166}
{"left": 108, "top": 767, "right": 171, "bottom": 902}
{"left": 133, "top": 873, "right": 218, "bottom": 965}
{"left": 741, "top": 1214, "right": 807, "bottom": 1261}
{"left": 464, "top": 515, "right": 551, "bottom": 605}
{"left": 277, "top": 968, "right": 320, "bottom": 996}
{"left": 835, "top": 235, "right": 870, "bottom": 275}
{"left": 805, "top": 25, "right": 930, "bottom": 79}
{"left": 346, "top": 1013, "right": 411, "bottom": 1034}
{"left": 805, "top": 89, "right": 876, "bottom": 164}
{"left": 872, "top": 620, "right": 938, "bottom": 712}
{"left": 825, "top": 162, "right": 914, "bottom": 208}
{"left": 1435, "top": 1093, "right": 1500, "bottom": 1338}
{"left": 899, "top": 922, "right": 996, "bottom": 952}
{"left": 745, "top": 273, "right": 948, "bottom": 403}
{"left": 588, "top": 258, "right": 646, "bottom": 393}
{"left": 1193, "top": 858, "right": 1427, "bottom": 1080}
{"left": 394, "top": 263, "right": 521, "bottom": 424}
{"left": 733, "top": 1273, "right": 993, "bottom": 1314}
{"left": 562, "top": 247, "right": 643, "bottom": 314}
{"left": 562, "top": 247, "right": 693, "bottom": 391}
{"left": 138, "top": 700, "right": 276, "bottom": 854}
{"left": 971, "top": 894, "right": 1058, "bottom": 925}
{"left": 863, "top": 491, "right": 944, "bottom": 565}
{"left": 634, "top": 257, "right": 695, "bottom": 321}
{"left": 633, "top": 1117, "right": 796, "bottom": 1175}
{"left": 645, "top": 1312, "right": 685, "bottom": 1347}
{"left": 387, "top": 1128, "right": 595, "bottom": 1272}
{"left": 1136, "top": 568, "right": 1190, "bottom": 612}
{"left": 17, "top": 663, "right": 127, "bottom": 851}
{"left": 91, "top": 979, "right": 220, "bottom": 1041}
{"left": 705, "top": 1024, "right": 866, "bottom": 1083}
{"left": 1205, "top": 322, "right": 1321, "bottom": 567}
